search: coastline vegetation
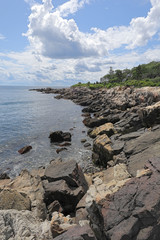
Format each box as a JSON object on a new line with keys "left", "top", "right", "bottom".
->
{"left": 72, "top": 61, "right": 160, "bottom": 88}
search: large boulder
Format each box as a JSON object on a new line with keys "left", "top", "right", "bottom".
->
{"left": 87, "top": 158, "right": 160, "bottom": 240}
{"left": 49, "top": 131, "right": 71, "bottom": 143}
{"left": 43, "top": 160, "right": 88, "bottom": 192}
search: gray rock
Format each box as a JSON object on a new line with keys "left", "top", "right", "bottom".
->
{"left": 0, "top": 209, "right": 52, "bottom": 240}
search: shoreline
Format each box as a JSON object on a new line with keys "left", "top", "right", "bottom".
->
{"left": 0, "top": 85, "right": 160, "bottom": 239}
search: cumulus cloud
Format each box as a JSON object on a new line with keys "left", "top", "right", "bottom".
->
{"left": 24, "top": 0, "right": 160, "bottom": 59}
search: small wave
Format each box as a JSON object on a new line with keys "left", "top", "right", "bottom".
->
{"left": 0, "top": 101, "right": 33, "bottom": 106}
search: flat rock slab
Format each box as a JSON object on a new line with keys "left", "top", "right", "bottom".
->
{"left": 43, "top": 160, "right": 88, "bottom": 192}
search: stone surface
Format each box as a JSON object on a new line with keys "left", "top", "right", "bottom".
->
{"left": 49, "top": 131, "right": 71, "bottom": 143}
{"left": 87, "top": 158, "right": 160, "bottom": 240}
{"left": 89, "top": 122, "right": 115, "bottom": 138}
{"left": 43, "top": 179, "right": 84, "bottom": 214}
{"left": 0, "top": 189, "right": 31, "bottom": 211}
{"left": 54, "top": 224, "right": 96, "bottom": 240}
{"left": 18, "top": 145, "right": 32, "bottom": 154}
{"left": 43, "top": 160, "right": 88, "bottom": 192}
{"left": 93, "top": 134, "right": 113, "bottom": 166}
{"left": 5, "top": 169, "right": 47, "bottom": 220}
{"left": 0, "top": 209, "right": 52, "bottom": 240}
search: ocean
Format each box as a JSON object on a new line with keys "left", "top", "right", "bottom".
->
{"left": 0, "top": 86, "right": 92, "bottom": 177}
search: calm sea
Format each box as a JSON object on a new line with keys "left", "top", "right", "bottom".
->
{"left": 0, "top": 86, "right": 92, "bottom": 177}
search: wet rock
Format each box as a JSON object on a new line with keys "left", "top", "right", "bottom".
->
{"left": 49, "top": 131, "right": 71, "bottom": 143}
{"left": 0, "top": 171, "right": 10, "bottom": 180}
{"left": 59, "top": 142, "right": 71, "bottom": 147}
{"left": 56, "top": 148, "right": 67, "bottom": 154}
{"left": 81, "top": 138, "right": 87, "bottom": 143}
{"left": 84, "top": 142, "right": 91, "bottom": 148}
{"left": 18, "top": 145, "right": 32, "bottom": 154}
{"left": 0, "top": 189, "right": 31, "bottom": 211}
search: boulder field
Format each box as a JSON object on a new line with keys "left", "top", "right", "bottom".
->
{"left": 1, "top": 86, "right": 160, "bottom": 240}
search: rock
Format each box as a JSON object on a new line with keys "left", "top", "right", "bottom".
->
{"left": 124, "top": 127, "right": 160, "bottom": 176}
{"left": 43, "top": 179, "right": 84, "bottom": 214}
{"left": 18, "top": 145, "right": 32, "bottom": 154}
{"left": 87, "top": 158, "right": 160, "bottom": 240}
{"left": 48, "top": 200, "right": 63, "bottom": 216}
{"left": 81, "top": 138, "right": 87, "bottom": 143}
{"left": 0, "top": 189, "right": 31, "bottom": 211}
{"left": 54, "top": 224, "right": 96, "bottom": 240}
{"left": 89, "top": 122, "right": 115, "bottom": 138}
{"left": 0, "top": 172, "right": 10, "bottom": 180}
{"left": 49, "top": 131, "right": 71, "bottom": 143}
{"left": 138, "top": 101, "right": 160, "bottom": 127}
{"left": 84, "top": 142, "right": 91, "bottom": 148}
{"left": 43, "top": 160, "right": 88, "bottom": 192}
{"left": 59, "top": 142, "right": 71, "bottom": 147}
{"left": 5, "top": 169, "right": 47, "bottom": 220}
{"left": 0, "top": 209, "right": 52, "bottom": 240}
{"left": 50, "top": 212, "right": 75, "bottom": 238}
{"left": 56, "top": 148, "right": 67, "bottom": 154}
{"left": 93, "top": 134, "right": 113, "bottom": 167}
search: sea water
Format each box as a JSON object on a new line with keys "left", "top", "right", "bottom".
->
{"left": 0, "top": 86, "right": 92, "bottom": 177}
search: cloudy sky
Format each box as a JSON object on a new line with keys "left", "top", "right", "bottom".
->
{"left": 0, "top": 0, "right": 160, "bottom": 86}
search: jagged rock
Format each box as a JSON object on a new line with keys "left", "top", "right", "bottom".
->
{"left": 87, "top": 158, "right": 160, "bottom": 240}
{"left": 50, "top": 212, "right": 75, "bottom": 238}
{"left": 43, "top": 160, "right": 88, "bottom": 192}
{"left": 0, "top": 189, "right": 31, "bottom": 211}
{"left": 49, "top": 131, "right": 71, "bottom": 143}
{"left": 18, "top": 145, "right": 32, "bottom": 154}
{"left": 43, "top": 179, "right": 84, "bottom": 214}
{"left": 89, "top": 122, "right": 115, "bottom": 138}
{"left": 138, "top": 101, "right": 160, "bottom": 127}
{"left": 0, "top": 209, "right": 52, "bottom": 240}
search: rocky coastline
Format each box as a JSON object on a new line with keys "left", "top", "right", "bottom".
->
{"left": 1, "top": 86, "right": 160, "bottom": 240}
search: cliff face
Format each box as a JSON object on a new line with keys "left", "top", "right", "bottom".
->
{"left": 1, "top": 86, "right": 160, "bottom": 240}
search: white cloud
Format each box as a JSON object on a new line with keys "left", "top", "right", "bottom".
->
{"left": 24, "top": 0, "right": 160, "bottom": 59}
{"left": 0, "top": 34, "right": 5, "bottom": 40}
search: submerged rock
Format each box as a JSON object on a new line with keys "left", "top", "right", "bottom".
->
{"left": 18, "top": 145, "right": 32, "bottom": 154}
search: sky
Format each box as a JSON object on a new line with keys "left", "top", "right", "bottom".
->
{"left": 0, "top": 0, "right": 160, "bottom": 86}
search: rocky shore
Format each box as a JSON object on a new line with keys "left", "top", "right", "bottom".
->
{"left": 1, "top": 86, "right": 160, "bottom": 239}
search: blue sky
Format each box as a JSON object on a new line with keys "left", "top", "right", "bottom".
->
{"left": 0, "top": 0, "right": 160, "bottom": 86}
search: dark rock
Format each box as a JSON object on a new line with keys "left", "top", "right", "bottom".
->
{"left": 48, "top": 200, "right": 63, "bottom": 215}
{"left": 56, "top": 148, "right": 67, "bottom": 154}
{"left": 84, "top": 142, "right": 91, "bottom": 148}
{"left": 18, "top": 145, "right": 32, "bottom": 154}
{"left": 59, "top": 142, "right": 71, "bottom": 147}
{"left": 43, "top": 160, "right": 88, "bottom": 192}
{"left": 43, "top": 179, "right": 84, "bottom": 214}
{"left": 49, "top": 131, "right": 71, "bottom": 143}
{"left": 81, "top": 139, "right": 87, "bottom": 143}
{"left": 0, "top": 172, "right": 10, "bottom": 179}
